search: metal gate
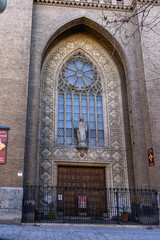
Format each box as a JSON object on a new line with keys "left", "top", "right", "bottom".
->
{"left": 22, "top": 186, "right": 159, "bottom": 225}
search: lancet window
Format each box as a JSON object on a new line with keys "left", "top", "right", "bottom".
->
{"left": 57, "top": 52, "right": 104, "bottom": 147}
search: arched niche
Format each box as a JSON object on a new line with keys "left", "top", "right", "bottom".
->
{"left": 39, "top": 31, "right": 133, "bottom": 189}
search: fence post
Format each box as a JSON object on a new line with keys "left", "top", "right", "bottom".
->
{"left": 116, "top": 190, "right": 120, "bottom": 224}
{"left": 63, "top": 188, "right": 64, "bottom": 223}
{"left": 157, "top": 191, "right": 160, "bottom": 225}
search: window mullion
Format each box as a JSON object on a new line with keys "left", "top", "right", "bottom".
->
{"left": 95, "top": 93, "right": 98, "bottom": 146}
{"left": 87, "top": 92, "right": 90, "bottom": 146}
{"left": 64, "top": 92, "right": 66, "bottom": 145}
{"left": 79, "top": 92, "right": 81, "bottom": 119}
{"left": 72, "top": 92, "right": 74, "bottom": 145}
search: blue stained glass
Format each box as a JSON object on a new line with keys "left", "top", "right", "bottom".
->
{"left": 63, "top": 69, "right": 75, "bottom": 77}
{"left": 66, "top": 121, "right": 72, "bottom": 128}
{"left": 58, "top": 106, "right": 64, "bottom": 113}
{"left": 74, "top": 100, "right": 79, "bottom": 107}
{"left": 66, "top": 128, "right": 72, "bottom": 137}
{"left": 90, "top": 91, "right": 94, "bottom": 97}
{"left": 74, "top": 121, "right": 78, "bottom": 129}
{"left": 66, "top": 137, "right": 72, "bottom": 145}
{"left": 81, "top": 100, "right": 87, "bottom": 107}
{"left": 89, "top": 107, "right": 95, "bottom": 114}
{"left": 74, "top": 94, "right": 79, "bottom": 105}
{"left": 75, "top": 58, "right": 84, "bottom": 70}
{"left": 81, "top": 94, "right": 86, "bottom": 99}
{"left": 90, "top": 138, "right": 96, "bottom": 146}
{"left": 97, "top": 93, "right": 102, "bottom": 100}
{"left": 89, "top": 93, "right": 95, "bottom": 106}
{"left": 84, "top": 71, "right": 95, "bottom": 79}
{"left": 97, "top": 122, "right": 104, "bottom": 130}
{"left": 74, "top": 137, "right": 77, "bottom": 145}
{"left": 66, "top": 113, "right": 72, "bottom": 121}
{"left": 97, "top": 115, "right": 103, "bottom": 122}
{"left": 83, "top": 76, "right": 92, "bottom": 86}
{"left": 57, "top": 53, "right": 104, "bottom": 147}
{"left": 97, "top": 107, "right": 103, "bottom": 114}
{"left": 82, "top": 62, "right": 92, "bottom": 72}
{"left": 90, "top": 130, "right": 96, "bottom": 138}
{"left": 66, "top": 105, "right": 72, "bottom": 113}
{"left": 74, "top": 106, "right": 80, "bottom": 114}
{"left": 83, "top": 114, "right": 88, "bottom": 122}
{"left": 59, "top": 92, "right": 64, "bottom": 97}
{"left": 66, "top": 90, "right": 71, "bottom": 96}
{"left": 99, "top": 138, "right": 104, "bottom": 146}
{"left": 58, "top": 121, "right": 64, "bottom": 128}
{"left": 58, "top": 112, "right": 64, "bottom": 120}
{"left": 66, "top": 101, "right": 72, "bottom": 107}
{"left": 98, "top": 130, "right": 104, "bottom": 139}
{"left": 89, "top": 100, "right": 95, "bottom": 107}
{"left": 75, "top": 78, "right": 85, "bottom": 89}
{"left": 57, "top": 137, "right": 64, "bottom": 144}
{"left": 90, "top": 114, "right": 95, "bottom": 121}
{"left": 81, "top": 106, "right": 87, "bottom": 114}
{"left": 58, "top": 128, "right": 64, "bottom": 137}
{"left": 90, "top": 122, "right": 96, "bottom": 129}
{"left": 74, "top": 114, "right": 80, "bottom": 122}
{"left": 67, "top": 62, "right": 77, "bottom": 71}
{"left": 81, "top": 96, "right": 87, "bottom": 105}
{"left": 67, "top": 76, "right": 77, "bottom": 85}
{"left": 58, "top": 97, "right": 64, "bottom": 105}
{"left": 97, "top": 100, "right": 102, "bottom": 107}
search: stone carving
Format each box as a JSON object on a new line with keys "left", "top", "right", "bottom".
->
{"left": 77, "top": 118, "right": 87, "bottom": 147}
{"left": 40, "top": 34, "right": 127, "bottom": 188}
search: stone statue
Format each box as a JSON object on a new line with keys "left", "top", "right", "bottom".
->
{"left": 76, "top": 118, "right": 87, "bottom": 146}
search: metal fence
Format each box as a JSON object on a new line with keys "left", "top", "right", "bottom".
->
{"left": 22, "top": 186, "right": 159, "bottom": 225}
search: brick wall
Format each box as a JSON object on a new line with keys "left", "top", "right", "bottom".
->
{"left": 0, "top": 0, "right": 33, "bottom": 187}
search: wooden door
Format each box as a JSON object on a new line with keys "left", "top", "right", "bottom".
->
{"left": 57, "top": 166, "right": 106, "bottom": 217}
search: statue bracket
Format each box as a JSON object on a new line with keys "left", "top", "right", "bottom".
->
{"left": 77, "top": 145, "right": 88, "bottom": 158}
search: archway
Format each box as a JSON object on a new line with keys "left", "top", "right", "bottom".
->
{"left": 39, "top": 31, "right": 133, "bottom": 190}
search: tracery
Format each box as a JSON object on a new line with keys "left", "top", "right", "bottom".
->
{"left": 57, "top": 52, "right": 104, "bottom": 146}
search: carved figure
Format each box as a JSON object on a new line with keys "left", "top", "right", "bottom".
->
{"left": 76, "top": 118, "right": 87, "bottom": 146}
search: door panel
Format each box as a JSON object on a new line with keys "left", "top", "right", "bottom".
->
{"left": 57, "top": 166, "right": 106, "bottom": 217}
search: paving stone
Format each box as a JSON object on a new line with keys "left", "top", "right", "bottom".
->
{"left": 0, "top": 225, "right": 160, "bottom": 240}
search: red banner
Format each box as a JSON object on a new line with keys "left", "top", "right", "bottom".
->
{"left": 0, "top": 129, "right": 8, "bottom": 164}
{"left": 148, "top": 147, "right": 154, "bottom": 166}
{"left": 78, "top": 195, "right": 87, "bottom": 209}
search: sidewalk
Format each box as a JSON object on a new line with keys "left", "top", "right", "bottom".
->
{"left": 0, "top": 224, "right": 160, "bottom": 240}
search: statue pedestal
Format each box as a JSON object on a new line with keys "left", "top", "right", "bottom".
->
{"left": 77, "top": 145, "right": 88, "bottom": 158}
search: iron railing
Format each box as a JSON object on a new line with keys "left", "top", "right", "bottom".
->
{"left": 22, "top": 186, "right": 159, "bottom": 225}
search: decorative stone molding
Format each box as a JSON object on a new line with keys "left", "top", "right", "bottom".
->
{"left": 34, "top": 0, "right": 133, "bottom": 11}
{"left": 34, "top": 0, "right": 160, "bottom": 12}
{"left": 40, "top": 34, "right": 128, "bottom": 188}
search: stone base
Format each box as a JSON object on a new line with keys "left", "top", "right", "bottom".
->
{"left": 0, "top": 187, "right": 23, "bottom": 224}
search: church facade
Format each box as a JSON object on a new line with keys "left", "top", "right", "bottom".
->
{"left": 0, "top": 0, "right": 160, "bottom": 224}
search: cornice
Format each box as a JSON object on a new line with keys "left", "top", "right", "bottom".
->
{"left": 34, "top": 0, "right": 160, "bottom": 12}
{"left": 34, "top": 0, "right": 135, "bottom": 11}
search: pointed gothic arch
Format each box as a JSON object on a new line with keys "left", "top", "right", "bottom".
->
{"left": 39, "top": 33, "right": 130, "bottom": 189}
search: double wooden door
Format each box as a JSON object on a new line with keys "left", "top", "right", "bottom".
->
{"left": 57, "top": 166, "right": 106, "bottom": 217}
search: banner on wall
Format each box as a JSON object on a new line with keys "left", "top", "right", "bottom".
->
{"left": 0, "top": 127, "right": 10, "bottom": 164}
{"left": 148, "top": 147, "right": 154, "bottom": 167}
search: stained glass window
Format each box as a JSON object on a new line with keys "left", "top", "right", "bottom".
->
{"left": 57, "top": 52, "right": 104, "bottom": 146}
